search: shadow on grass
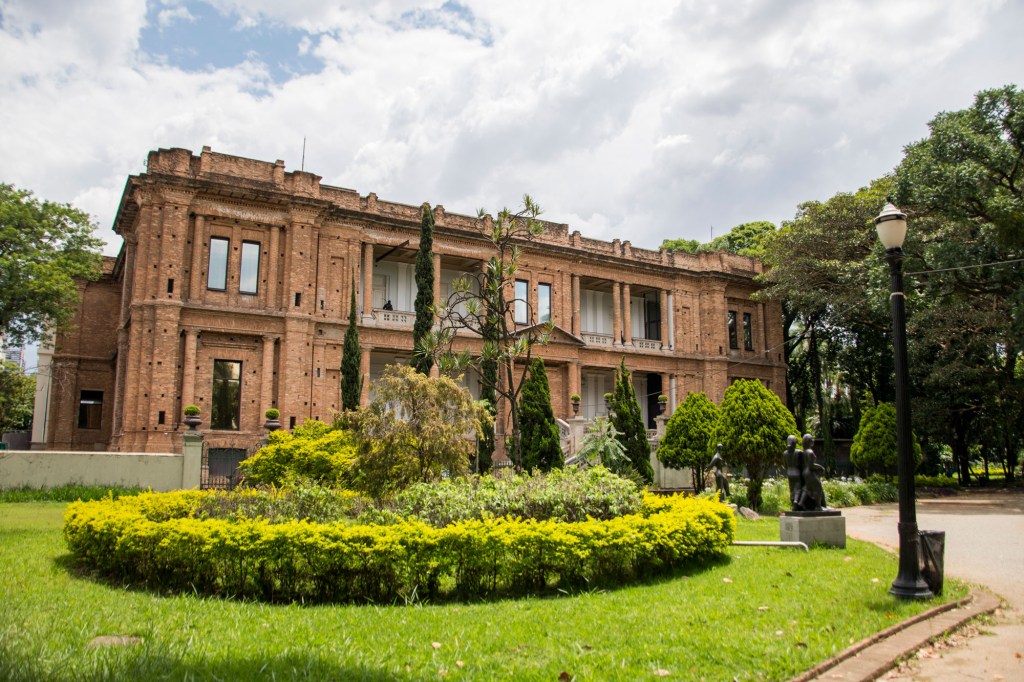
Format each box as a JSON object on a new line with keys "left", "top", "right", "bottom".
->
{"left": 51, "top": 550, "right": 734, "bottom": 609}
{"left": 0, "top": 647, "right": 404, "bottom": 682}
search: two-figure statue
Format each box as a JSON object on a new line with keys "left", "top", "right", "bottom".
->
{"left": 709, "top": 443, "right": 729, "bottom": 500}
{"left": 784, "top": 434, "right": 828, "bottom": 511}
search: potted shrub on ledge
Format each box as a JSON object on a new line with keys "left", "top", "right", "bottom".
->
{"left": 603, "top": 392, "right": 614, "bottom": 412}
{"left": 570, "top": 393, "right": 581, "bottom": 416}
{"left": 657, "top": 394, "right": 669, "bottom": 414}
{"left": 263, "top": 408, "right": 282, "bottom": 432}
{"left": 183, "top": 405, "right": 201, "bottom": 430}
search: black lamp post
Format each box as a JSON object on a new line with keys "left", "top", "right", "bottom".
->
{"left": 874, "top": 201, "right": 933, "bottom": 600}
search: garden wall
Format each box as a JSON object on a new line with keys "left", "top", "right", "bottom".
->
{"left": 0, "top": 448, "right": 192, "bottom": 491}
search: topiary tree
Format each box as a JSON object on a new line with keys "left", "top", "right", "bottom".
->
{"left": 657, "top": 391, "right": 719, "bottom": 492}
{"left": 850, "top": 402, "right": 922, "bottom": 479}
{"left": 518, "top": 358, "right": 563, "bottom": 473}
{"left": 238, "top": 419, "right": 356, "bottom": 486}
{"left": 610, "top": 358, "right": 654, "bottom": 484}
{"left": 714, "top": 379, "right": 798, "bottom": 511}
{"left": 411, "top": 203, "right": 435, "bottom": 375}
{"left": 340, "top": 278, "right": 362, "bottom": 411}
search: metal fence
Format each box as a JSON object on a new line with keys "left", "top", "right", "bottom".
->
{"left": 201, "top": 447, "right": 248, "bottom": 490}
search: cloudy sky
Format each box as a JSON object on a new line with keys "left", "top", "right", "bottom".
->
{"left": 1, "top": 0, "right": 1022, "bottom": 258}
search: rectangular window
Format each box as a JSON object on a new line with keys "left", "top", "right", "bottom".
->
{"left": 77, "top": 390, "right": 103, "bottom": 429}
{"left": 743, "top": 312, "right": 753, "bottom": 351}
{"left": 240, "top": 241, "right": 260, "bottom": 294}
{"left": 514, "top": 279, "right": 528, "bottom": 324}
{"left": 211, "top": 360, "right": 242, "bottom": 430}
{"left": 207, "top": 237, "right": 229, "bottom": 290}
{"left": 727, "top": 310, "right": 738, "bottom": 349}
{"left": 538, "top": 283, "right": 551, "bottom": 323}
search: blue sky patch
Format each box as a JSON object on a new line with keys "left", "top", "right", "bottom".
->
{"left": 139, "top": 2, "right": 322, "bottom": 82}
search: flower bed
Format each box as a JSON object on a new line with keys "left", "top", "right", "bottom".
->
{"left": 63, "top": 491, "right": 734, "bottom": 603}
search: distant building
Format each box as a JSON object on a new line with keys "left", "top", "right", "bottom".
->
{"left": 34, "top": 146, "right": 786, "bottom": 458}
{"left": 1, "top": 336, "right": 25, "bottom": 370}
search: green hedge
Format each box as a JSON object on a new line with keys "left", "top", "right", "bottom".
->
{"left": 64, "top": 491, "right": 734, "bottom": 603}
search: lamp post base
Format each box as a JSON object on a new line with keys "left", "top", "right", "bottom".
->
{"left": 889, "top": 521, "right": 933, "bottom": 600}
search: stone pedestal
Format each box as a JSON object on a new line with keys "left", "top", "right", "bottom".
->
{"left": 181, "top": 431, "right": 204, "bottom": 490}
{"left": 780, "top": 510, "right": 846, "bottom": 548}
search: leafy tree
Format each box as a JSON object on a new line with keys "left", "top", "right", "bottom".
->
{"left": 657, "top": 391, "right": 719, "bottom": 492}
{"left": 714, "top": 378, "right": 797, "bottom": 511}
{"left": 411, "top": 204, "right": 435, "bottom": 375}
{"left": 574, "top": 417, "right": 628, "bottom": 471}
{"left": 349, "top": 364, "right": 491, "bottom": 499}
{"left": 0, "top": 183, "right": 104, "bottom": 345}
{"left": 340, "top": 280, "right": 362, "bottom": 411}
{"left": 610, "top": 358, "right": 653, "bottom": 484}
{"left": 0, "top": 360, "right": 34, "bottom": 432}
{"left": 895, "top": 84, "right": 1024, "bottom": 247}
{"left": 849, "top": 402, "right": 922, "bottom": 479}
{"left": 705, "top": 220, "right": 776, "bottom": 257}
{"left": 238, "top": 419, "right": 356, "bottom": 486}
{"left": 518, "top": 358, "right": 563, "bottom": 473}
{"left": 661, "top": 220, "right": 775, "bottom": 258}
{"left": 421, "top": 195, "right": 551, "bottom": 470}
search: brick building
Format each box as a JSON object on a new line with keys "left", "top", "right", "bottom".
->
{"left": 33, "top": 146, "right": 786, "bottom": 460}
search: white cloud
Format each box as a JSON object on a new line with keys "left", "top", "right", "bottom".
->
{"left": 0, "top": 0, "right": 1021, "bottom": 256}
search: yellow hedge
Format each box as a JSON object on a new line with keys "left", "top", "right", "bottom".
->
{"left": 64, "top": 491, "right": 734, "bottom": 603}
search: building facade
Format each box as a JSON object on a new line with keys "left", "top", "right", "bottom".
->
{"left": 34, "top": 146, "right": 786, "bottom": 458}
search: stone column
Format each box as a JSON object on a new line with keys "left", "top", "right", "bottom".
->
{"left": 660, "top": 289, "right": 670, "bottom": 348}
{"left": 181, "top": 431, "right": 203, "bottom": 489}
{"left": 267, "top": 225, "right": 280, "bottom": 309}
{"left": 189, "top": 215, "right": 205, "bottom": 301}
{"left": 622, "top": 283, "right": 632, "bottom": 345}
{"left": 360, "top": 346, "right": 372, "bottom": 406}
{"left": 670, "top": 374, "right": 677, "bottom": 412}
{"left": 571, "top": 274, "right": 581, "bottom": 336}
{"left": 433, "top": 253, "right": 442, "bottom": 314}
{"left": 667, "top": 292, "right": 675, "bottom": 351}
{"left": 180, "top": 330, "right": 198, "bottom": 414}
{"left": 362, "top": 242, "right": 374, "bottom": 321}
{"left": 612, "top": 281, "right": 621, "bottom": 346}
{"left": 260, "top": 335, "right": 276, "bottom": 411}
{"left": 660, "top": 372, "right": 670, "bottom": 414}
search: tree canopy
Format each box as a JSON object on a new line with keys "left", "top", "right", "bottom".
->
{"left": 0, "top": 183, "right": 104, "bottom": 345}
{"left": 411, "top": 204, "right": 435, "bottom": 375}
{"left": 657, "top": 391, "right": 718, "bottom": 492}
{"left": 518, "top": 358, "right": 563, "bottom": 473}
{"left": 0, "top": 360, "right": 34, "bottom": 432}
{"left": 610, "top": 359, "right": 653, "bottom": 484}
{"left": 714, "top": 379, "right": 797, "bottom": 511}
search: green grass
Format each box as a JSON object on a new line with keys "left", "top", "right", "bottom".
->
{"left": 0, "top": 484, "right": 147, "bottom": 503}
{"left": 0, "top": 502, "right": 966, "bottom": 681}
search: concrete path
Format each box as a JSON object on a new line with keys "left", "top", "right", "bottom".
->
{"left": 840, "top": 491, "right": 1024, "bottom": 681}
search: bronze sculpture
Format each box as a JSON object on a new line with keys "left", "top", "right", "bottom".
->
{"left": 785, "top": 433, "right": 829, "bottom": 511}
{"left": 709, "top": 443, "right": 729, "bottom": 499}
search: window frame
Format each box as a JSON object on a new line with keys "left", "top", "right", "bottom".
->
{"left": 743, "top": 312, "right": 753, "bottom": 351}
{"left": 239, "top": 240, "right": 261, "bottom": 295}
{"left": 77, "top": 390, "right": 103, "bottom": 430}
{"left": 211, "top": 359, "right": 242, "bottom": 431}
{"left": 207, "top": 237, "right": 229, "bottom": 291}
{"left": 537, "top": 282, "right": 552, "bottom": 323}
{"left": 514, "top": 279, "right": 529, "bottom": 324}
{"left": 727, "top": 310, "right": 738, "bottom": 350}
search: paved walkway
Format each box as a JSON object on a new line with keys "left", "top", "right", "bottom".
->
{"left": 819, "top": 491, "right": 1024, "bottom": 681}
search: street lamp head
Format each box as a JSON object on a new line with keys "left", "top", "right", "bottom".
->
{"left": 875, "top": 200, "right": 908, "bottom": 250}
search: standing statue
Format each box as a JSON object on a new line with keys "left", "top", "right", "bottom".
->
{"left": 783, "top": 435, "right": 803, "bottom": 510}
{"left": 797, "top": 434, "right": 828, "bottom": 511}
{"left": 709, "top": 443, "right": 730, "bottom": 500}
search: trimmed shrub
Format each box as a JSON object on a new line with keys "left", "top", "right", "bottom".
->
{"left": 389, "top": 466, "right": 642, "bottom": 526}
{"left": 850, "top": 402, "right": 922, "bottom": 478}
{"left": 238, "top": 420, "right": 356, "bottom": 487}
{"left": 63, "top": 491, "right": 734, "bottom": 603}
{"left": 657, "top": 391, "right": 719, "bottom": 492}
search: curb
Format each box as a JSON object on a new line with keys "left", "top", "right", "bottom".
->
{"left": 791, "top": 589, "right": 1001, "bottom": 682}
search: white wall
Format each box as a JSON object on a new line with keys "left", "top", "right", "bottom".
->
{"left": 581, "top": 290, "right": 612, "bottom": 335}
{"left": 0, "top": 450, "right": 186, "bottom": 492}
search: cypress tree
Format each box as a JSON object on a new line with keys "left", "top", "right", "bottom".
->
{"left": 518, "top": 358, "right": 563, "bottom": 473}
{"left": 610, "top": 358, "right": 653, "bottom": 483}
{"left": 340, "top": 279, "right": 362, "bottom": 410}
{"left": 411, "top": 204, "right": 435, "bottom": 374}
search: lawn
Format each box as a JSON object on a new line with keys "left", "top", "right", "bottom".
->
{"left": 0, "top": 501, "right": 966, "bottom": 681}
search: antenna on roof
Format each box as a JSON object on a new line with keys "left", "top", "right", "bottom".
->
{"left": 301, "top": 137, "right": 307, "bottom": 172}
